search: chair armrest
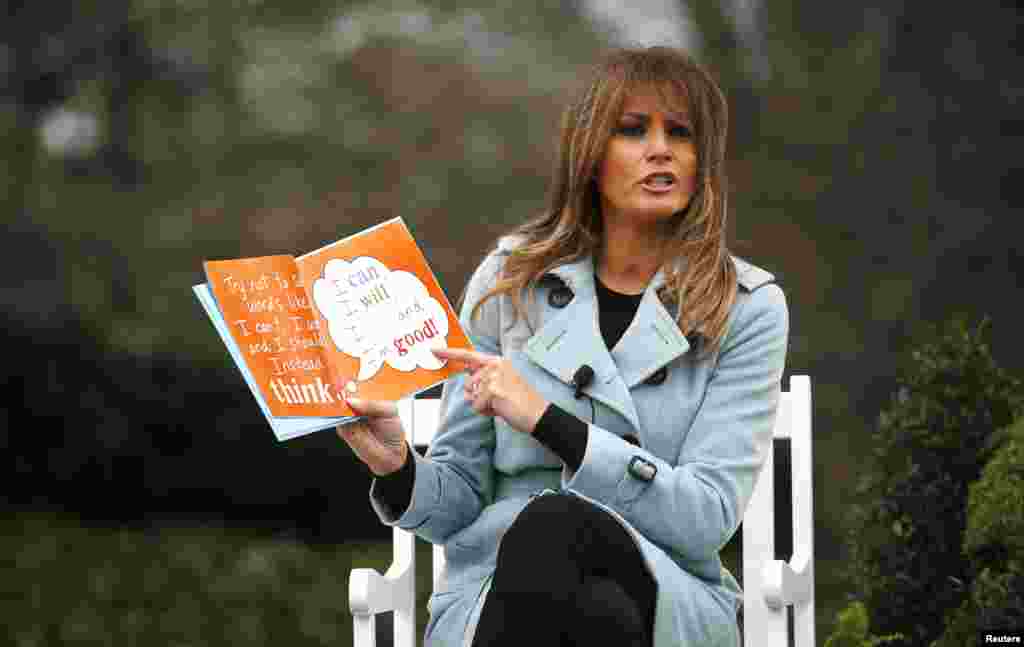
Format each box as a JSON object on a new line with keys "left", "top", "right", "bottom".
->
{"left": 349, "top": 528, "right": 419, "bottom": 647}
{"left": 350, "top": 527, "right": 416, "bottom": 616}
{"left": 762, "top": 551, "right": 813, "bottom": 610}
{"left": 349, "top": 564, "right": 414, "bottom": 616}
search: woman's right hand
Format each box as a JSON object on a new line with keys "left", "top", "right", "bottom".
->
{"left": 336, "top": 396, "right": 409, "bottom": 477}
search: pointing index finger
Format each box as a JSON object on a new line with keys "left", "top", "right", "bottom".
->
{"left": 432, "top": 347, "right": 491, "bottom": 368}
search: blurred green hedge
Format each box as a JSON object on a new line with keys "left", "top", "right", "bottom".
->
{"left": 934, "top": 417, "right": 1024, "bottom": 646}
{"left": 825, "top": 317, "right": 1024, "bottom": 647}
{"left": 2, "top": 515, "right": 402, "bottom": 646}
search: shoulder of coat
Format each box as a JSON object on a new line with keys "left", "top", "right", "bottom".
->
{"left": 730, "top": 255, "right": 776, "bottom": 292}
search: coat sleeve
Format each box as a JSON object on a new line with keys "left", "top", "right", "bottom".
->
{"left": 367, "top": 252, "right": 502, "bottom": 545}
{"left": 562, "top": 283, "right": 789, "bottom": 566}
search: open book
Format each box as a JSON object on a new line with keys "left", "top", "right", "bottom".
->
{"left": 193, "top": 217, "right": 473, "bottom": 441}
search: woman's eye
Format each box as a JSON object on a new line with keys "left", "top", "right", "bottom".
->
{"left": 615, "top": 123, "right": 691, "bottom": 138}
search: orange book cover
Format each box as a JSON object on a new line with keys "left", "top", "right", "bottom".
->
{"left": 195, "top": 217, "right": 473, "bottom": 439}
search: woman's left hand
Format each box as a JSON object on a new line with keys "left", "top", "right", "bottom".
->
{"left": 432, "top": 348, "right": 549, "bottom": 434}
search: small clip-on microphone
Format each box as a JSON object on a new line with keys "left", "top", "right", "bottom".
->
{"left": 572, "top": 365, "right": 595, "bottom": 399}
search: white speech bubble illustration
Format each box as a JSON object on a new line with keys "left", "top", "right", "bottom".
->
{"left": 312, "top": 256, "right": 449, "bottom": 381}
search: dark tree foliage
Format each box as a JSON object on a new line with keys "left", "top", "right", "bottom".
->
{"left": 2, "top": 0, "right": 211, "bottom": 192}
{"left": 836, "top": 316, "right": 1023, "bottom": 647}
{"left": 0, "top": 303, "right": 390, "bottom": 544}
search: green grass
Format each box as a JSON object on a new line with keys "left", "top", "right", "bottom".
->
{"left": 2, "top": 514, "right": 394, "bottom": 646}
{"left": 3, "top": 514, "right": 845, "bottom": 645}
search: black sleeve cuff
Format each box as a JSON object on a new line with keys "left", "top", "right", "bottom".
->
{"left": 532, "top": 404, "right": 588, "bottom": 472}
{"left": 372, "top": 445, "right": 415, "bottom": 517}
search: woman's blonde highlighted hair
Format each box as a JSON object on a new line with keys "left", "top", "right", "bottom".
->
{"left": 470, "top": 46, "right": 737, "bottom": 359}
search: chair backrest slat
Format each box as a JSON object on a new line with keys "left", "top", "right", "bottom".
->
{"left": 400, "top": 398, "right": 442, "bottom": 448}
{"left": 772, "top": 394, "right": 792, "bottom": 439}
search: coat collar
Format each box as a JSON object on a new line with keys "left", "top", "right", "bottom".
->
{"left": 498, "top": 235, "right": 775, "bottom": 433}
{"left": 506, "top": 238, "right": 690, "bottom": 433}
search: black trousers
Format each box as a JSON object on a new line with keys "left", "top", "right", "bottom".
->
{"left": 471, "top": 492, "right": 657, "bottom": 647}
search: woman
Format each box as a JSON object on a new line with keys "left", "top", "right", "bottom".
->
{"left": 338, "top": 46, "right": 789, "bottom": 647}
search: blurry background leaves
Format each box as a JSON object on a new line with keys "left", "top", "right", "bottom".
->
{"left": 2, "top": 0, "right": 1021, "bottom": 644}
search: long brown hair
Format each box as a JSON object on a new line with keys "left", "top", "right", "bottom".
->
{"left": 470, "top": 46, "right": 737, "bottom": 359}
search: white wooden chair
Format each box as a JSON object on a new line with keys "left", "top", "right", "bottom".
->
{"left": 349, "top": 375, "right": 815, "bottom": 647}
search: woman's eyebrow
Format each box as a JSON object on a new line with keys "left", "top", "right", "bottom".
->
{"left": 620, "top": 111, "right": 690, "bottom": 124}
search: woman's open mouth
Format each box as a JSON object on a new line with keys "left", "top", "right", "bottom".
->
{"left": 640, "top": 172, "right": 677, "bottom": 193}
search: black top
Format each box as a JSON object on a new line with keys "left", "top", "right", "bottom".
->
{"left": 374, "top": 274, "right": 644, "bottom": 516}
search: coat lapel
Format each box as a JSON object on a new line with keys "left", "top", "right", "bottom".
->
{"left": 520, "top": 255, "right": 690, "bottom": 433}
{"left": 610, "top": 273, "right": 691, "bottom": 388}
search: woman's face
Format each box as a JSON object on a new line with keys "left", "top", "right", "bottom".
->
{"left": 595, "top": 89, "right": 698, "bottom": 226}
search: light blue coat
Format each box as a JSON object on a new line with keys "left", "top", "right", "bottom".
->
{"left": 370, "top": 235, "right": 789, "bottom": 647}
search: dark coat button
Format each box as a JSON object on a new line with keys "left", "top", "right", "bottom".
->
{"left": 628, "top": 456, "right": 657, "bottom": 481}
{"left": 548, "top": 285, "right": 573, "bottom": 308}
{"left": 623, "top": 434, "right": 640, "bottom": 446}
{"left": 644, "top": 367, "right": 668, "bottom": 386}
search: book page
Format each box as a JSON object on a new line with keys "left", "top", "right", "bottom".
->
{"left": 296, "top": 217, "right": 473, "bottom": 404}
{"left": 203, "top": 255, "right": 351, "bottom": 418}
